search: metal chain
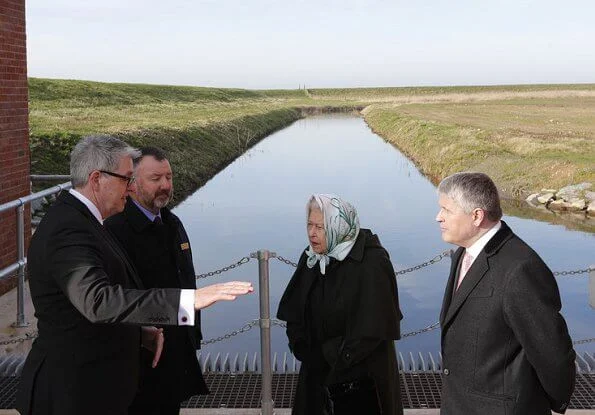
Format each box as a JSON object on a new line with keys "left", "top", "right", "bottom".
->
{"left": 2, "top": 324, "right": 593, "bottom": 348}
{"left": 195, "top": 256, "right": 251, "bottom": 279}
{"left": 573, "top": 338, "right": 595, "bottom": 345}
{"left": 271, "top": 318, "right": 287, "bottom": 328}
{"left": 401, "top": 321, "right": 441, "bottom": 338}
{"left": 395, "top": 250, "right": 452, "bottom": 276}
{"left": 200, "top": 319, "right": 259, "bottom": 346}
{"left": 273, "top": 255, "right": 298, "bottom": 268}
{"left": 269, "top": 250, "right": 592, "bottom": 279}
{"left": 0, "top": 252, "right": 590, "bottom": 348}
{"left": 0, "top": 331, "right": 37, "bottom": 346}
{"left": 554, "top": 267, "right": 593, "bottom": 277}
{"left": 273, "top": 317, "right": 439, "bottom": 339}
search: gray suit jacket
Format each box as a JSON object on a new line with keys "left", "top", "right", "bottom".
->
{"left": 439, "top": 221, "right": 575, "bottom": 415}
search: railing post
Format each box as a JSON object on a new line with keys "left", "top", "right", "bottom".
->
{"left": 589, "top": 265, "right": 594, "bottom": 310}
{"left": 14, "top": 203, "right": 29, "bottom": 327}
{"left": 257, "top": 250, "right": 274, "bottom": 415}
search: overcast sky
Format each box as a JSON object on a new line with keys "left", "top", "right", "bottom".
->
{"left": 25, "top": 0, "right": 595, "bottom": 89}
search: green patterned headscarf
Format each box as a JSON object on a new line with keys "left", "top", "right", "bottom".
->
{"left": 305, "top": 194, "right": 360, "bottom": 275}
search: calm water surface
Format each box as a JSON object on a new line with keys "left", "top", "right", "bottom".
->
{"left": 174, "top": 114, "right": 594, "bottom": 359}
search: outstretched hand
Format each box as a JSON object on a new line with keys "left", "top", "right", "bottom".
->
{"left": 141, "top": 326, "right": 164, "bottom": 368}
{"left": 195, "top": 281, "right": 253, "bottom": 310}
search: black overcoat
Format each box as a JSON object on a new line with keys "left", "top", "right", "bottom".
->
{"left": 277, "top": 229, "right": 404, "bottom": 415}
{"left": 105, "top": 199, "right": 209, "bottom": 406}
{"left": 16, "top": 191, "right": 182, "bottom": 415}
{"left": 439, "top": 221, "right": 576, "bottom": 415}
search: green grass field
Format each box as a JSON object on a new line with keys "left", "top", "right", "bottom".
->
{"left": 363, "top": 96, "right": 595, "bottom": 197}
{"left": 29, "top": 78, "right": 595, "bottom": 210}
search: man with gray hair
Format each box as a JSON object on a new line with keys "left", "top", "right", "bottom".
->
{"left": 16, "top": 135, "right": 253, "bottom": 415}
{"left": 436, "top": 172, "right": 575, "bottom": 415}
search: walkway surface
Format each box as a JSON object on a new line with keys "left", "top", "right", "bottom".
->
{"left": 0, "top": 283, "right": 35, "bottom": 357}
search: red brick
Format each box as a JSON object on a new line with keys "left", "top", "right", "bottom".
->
{"left": 0, "top": 0, "right": 30, "bottom": 271}
{"left": 0, "top": 5, "right": 25, "bottom": 17}
{"left": 0, "top": 79, "right": 27, "bottom": 87}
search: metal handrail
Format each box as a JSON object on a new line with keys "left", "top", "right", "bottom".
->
{"left": 0, "top": 182, "right": 72, "bottom": 214}
{"left": 0, "top": 181, "right": 72, "bottom": 327}
{"left": 30, "top": 174, "right": 71, "bottom": 182}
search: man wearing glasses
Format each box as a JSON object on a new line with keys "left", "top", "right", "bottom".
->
{"left": 16, "top": 135, "right": 253, "bottom": 415}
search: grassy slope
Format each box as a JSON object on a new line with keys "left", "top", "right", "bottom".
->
{"left": 362, "top": 97, "right": 595, "bottom": 198}
{"left": 29, "top": 78, "right": 317, "bottom": 203}
{"left": 29, "top": 78, "right": 595, "bottom": 209}
{"left": 309, "top": 83, "right": 595, "bottom": 100}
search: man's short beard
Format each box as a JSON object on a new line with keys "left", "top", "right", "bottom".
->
{"left": 137, "top": 185, "right": 172, "bottom": 212}
{"left": 153, "top": 195, "right": 171, "bottom": 209}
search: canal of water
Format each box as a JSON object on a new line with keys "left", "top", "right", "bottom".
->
{"left": 173, "top": 114, "right": 594, "bottom": 359}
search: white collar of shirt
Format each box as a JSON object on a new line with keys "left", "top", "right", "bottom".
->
{"left": 69, "top": 189, "right": 104, "bottom": 225}
{"left": 465, "top": 221, "right": 502, "bottom": 261}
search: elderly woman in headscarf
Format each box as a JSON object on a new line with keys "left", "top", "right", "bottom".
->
{"left": 277, "top": 194, "right": 403, "bottom": 415}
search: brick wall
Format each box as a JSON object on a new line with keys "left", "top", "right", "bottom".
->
{"left": 0, "top": 0, "right": 30, "bottom": 294}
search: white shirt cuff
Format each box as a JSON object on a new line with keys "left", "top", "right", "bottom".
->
{"left": 178, "top": 289, "right": 195, "bottom": 326}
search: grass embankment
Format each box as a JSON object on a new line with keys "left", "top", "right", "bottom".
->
{"left": 361, "top": 96, "right": 595, "bottom": 198}
{"left": 29, "top": 78, "right": 322, "bottom": 203}
{"left": 30, "top": 78, "right": 595, "bottom": 207}
{"left": 309, "top": 84, "right": 595, "bottom": 102}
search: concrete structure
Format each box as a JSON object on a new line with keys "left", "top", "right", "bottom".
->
{"left": 0, "top": 0, "right": 30, "bottom": 296}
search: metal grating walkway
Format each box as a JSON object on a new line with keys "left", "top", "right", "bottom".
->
{"left": 3, "top": 373, "right": 594, "bottom": 410}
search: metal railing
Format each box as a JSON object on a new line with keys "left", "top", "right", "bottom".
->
{"left": 0, "top": 179, "right": 72, "bottom": 327}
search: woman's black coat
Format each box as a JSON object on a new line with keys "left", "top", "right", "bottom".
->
{"left": 277, "top": 229, "right": 404, "bottom": 415}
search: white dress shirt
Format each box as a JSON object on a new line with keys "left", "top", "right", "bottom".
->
{"left": 464, "top": 221, "right": 502, "bottom": 269}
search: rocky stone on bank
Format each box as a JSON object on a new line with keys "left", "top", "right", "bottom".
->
{"left": 526, "top": 182, "right": 594, "bottom": 216}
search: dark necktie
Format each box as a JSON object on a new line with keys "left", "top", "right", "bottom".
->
{"left": 153, "top": 216, "right": 163, "bottom": 226}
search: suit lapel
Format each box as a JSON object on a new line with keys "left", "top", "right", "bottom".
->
{"left": 99, "top": 224, "right": 145, "bottom": 289}
{"left": 60, "top": 192, "right": 145, "bottom": 289}
{"left": 440, "top": 221, "right": 515, "bottom": 333}
{"left": 442, "top": 253, "right": 490, "bottom": 328}
{"left": 440, "top": 247, "right": 463, "bottom": 326}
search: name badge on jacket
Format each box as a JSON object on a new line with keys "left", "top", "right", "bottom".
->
{"left": 180, "top": 242, "right": 190, "bottom": 251}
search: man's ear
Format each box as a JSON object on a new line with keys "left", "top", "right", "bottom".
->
{"left": 88, "top": 170, "right": 102, "bottom": 191}
{"left": 472, "top": 208, "right": 485, "bottom": 226}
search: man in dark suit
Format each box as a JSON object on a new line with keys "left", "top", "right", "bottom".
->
{"left": 435, "top": 172, "right": 575, "bottom": 415}
{"left": 105, "top": 147, "right": 208, "bottom": 414}
{"left": 16, "top": 135, "right": 252, "bottom": 415}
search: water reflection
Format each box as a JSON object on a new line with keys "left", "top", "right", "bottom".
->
{"left": 174, "top": 114, "right": 594, "bottom": 357}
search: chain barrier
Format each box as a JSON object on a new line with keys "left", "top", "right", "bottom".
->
{"left": 401, "top": 321, "right": 441, "bottom": 338}
{"left": 195, "top": 256, "right": 251, "bottom": 279}
{"left": 272, "top": 254, "right": 299, "bottom": 268}
{"left": 271, "top": 318, "right": 287, "bottom": 328}
{"left": 394, "top": 250, "right": 452, "bottom": 276}
{"left": 271, "top": 318, "right": 442, "bottom": 340}
{"left": 0, "top": 252, "right": 591, "bottom": 347}
{"left": 573, "top": 338, "right": 595, "bottom": 346}
{"left": 198, "top": 250, "right": 590, "bottom": 279}
{"left": 0, "top": 331, "right": 37, "bottom": 346}
{"left": 1, "top": 323, "right": 593, "bottom": 348}
{"left": 554, "top": 267, "right": 593, "bottom": 277}
{"left": 200, "top": 319, "right": 259, "bottom": 346}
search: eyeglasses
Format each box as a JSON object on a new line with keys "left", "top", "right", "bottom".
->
{"left": 99, "top": 170, "right": 136, "bottom": 186}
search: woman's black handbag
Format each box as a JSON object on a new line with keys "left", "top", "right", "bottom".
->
{"left": 325, "top": 375, "right": 382, "bottom": 415}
